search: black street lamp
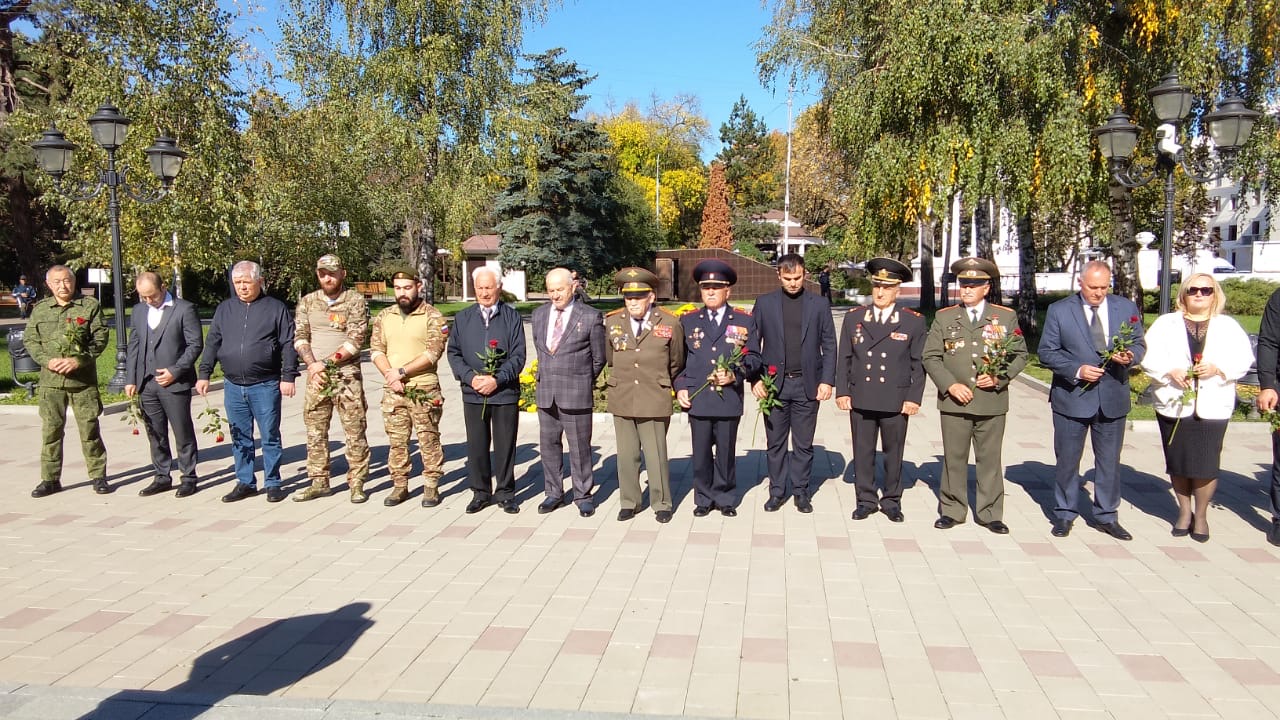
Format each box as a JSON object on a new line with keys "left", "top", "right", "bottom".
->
{"left": 31, "top": 102, "right": 187, "bottom": 394}
{"left": 1091, "top": 73, "right": 1260, "bottom": 315}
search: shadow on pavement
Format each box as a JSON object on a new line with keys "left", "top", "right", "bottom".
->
{"left": 75, "top": 602, "right": 373, "bottom": 720}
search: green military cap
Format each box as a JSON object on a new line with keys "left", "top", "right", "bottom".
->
{"left": 316, "top": 254, "right": 344, "bottom": 272}
{"left": 614, "top": 266, "right": 659, "bottom": 296}
{"left": 951, "top": 257, "right": 998, "bottom": 283}
{"left": 388, "top": 265, "right": 418, "bottom": 282}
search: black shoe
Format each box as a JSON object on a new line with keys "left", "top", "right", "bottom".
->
{"left": 655, "top": 510, "right": 672, "bottom": 524}
{"left": 617, "top": 508, "right": 636, "bottom": 521}
{"left": 466, "top": 496, "right": 492, "bottom": 514}
{"left": 175, "top": 482, "right": 197, "bottom": 498}
{"left": 1190, "top": 530, "right": 1210, "bottom": 543}
{"left": 138, "top": 481, "right": 173, "bottom": 497}
{"left": 885, "top": 509, "right": 905, "bottom": 523}
{"left": 222, "top": 483, "right": 258, "bottom": 503}
{"left": 693, "top": 505, "right": 711, "bottom": 517}
{"left": 266, "top": 487, "right": 287, "bottom": 503}
{"left": 1172, "top": 514, "right": 1193, "bottom": 538}
{"left": 1097, "top": 521, "right": 1132, "bottom": 541}
{"left": 93, "top": 478, "right": 111, "bottom": 494}
{"left": 984, "top": 520, "right": 1010, "bottom": 535}
{"left": 383, "top": 487, "right": 409, "bottom": 507}
{"left": 720, "top": 506, "right": 737, "bottom": 517}
{"left": 538, "top": 495, "right": 569, "bottom": 514}
{"left": 501, "top": 500, "right": 520, "bottom": 514}
{"left": 934, "top": 516, "right": 960, "bottom": 530}
{"left": 1268, "top": 520, "right": 1280, "bottom": 547}
{"left": 578, "top": 500, "right": 595, "bottom": 518}
{"left": 794, "top": 495, "right": 813, "bottom": 513}
{"left": 1051, "top": 519, "right": 1073, "bottom": 538}
{"left": 852, "top": 506, "right": 878, "bottom": 521}
{"left": 31, "top": 481, "right": 62, "bottom": 498}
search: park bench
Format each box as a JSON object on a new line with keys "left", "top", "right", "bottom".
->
{"left": 354, "top": 281, "right": 387, "bottom": 299}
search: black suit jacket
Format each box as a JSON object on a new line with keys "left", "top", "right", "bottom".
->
{"left": 753, "top": 289, "right": 837, "bottom": 399}
{"left": 126, "top": 297, "right": 204, "bottom": 392}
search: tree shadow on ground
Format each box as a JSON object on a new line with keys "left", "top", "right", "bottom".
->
{"left": 76, "top": 602, "right": 373, "bottom": 720}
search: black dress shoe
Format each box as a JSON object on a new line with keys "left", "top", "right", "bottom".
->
{"left": 138, "top": 481, "right": 173, "bottom": 497}
{"left": 1051, "top": 519, "right": 1072, "bottom": 538}
{"left": 265, "top": 487, "right": 287, "bottom": 503}
{"left": 984, "top": 520, "right": 1010, "bottom": 535}
{"left": 92, "top": 478, "right": 112, "bottom": 494}
{"left": 175, "top": 482, "right": 197, "bottom": 498}
{"left": 1172, "top": 514, "right": 1192, "bottom": 538}
{"left": 617, "top": 508, "right": 636, "bottom": 521}
{"left": 852, "top": 506, "right": 878, "bottom": 520}
{"left": 466, "top": 496, "right": 492, "bottom": 514}
{"left": 578, "top": 500, "right": 595, "bottom": 517}
{"left": 500, "top": 500, "right": 520, "bottom": 514}
{"left": 1097, "top": 522, "right": 1132, "bottom": 541}
{"left": 693, "top": 505, "right": 711, "bottom": 517}
{"left": 1268, "top": 519, "right": 1280, "bottom": 547}
{"left": 1190, "top": 530, "right": 1210, "bottom": 543}
{"left": 222, "top": 483, "right": 258, "bottom": 503}
{"left": 720, "top": 506, "right": 737, "bottom": 518}
{"left": 885, "top": 509, "right": 905, "bottom": 523}
{"left": 655, "top": 510, "right": 672, "bottom": 524}
{"left": 538, "top": 496, "right": 566, "bottom": 514}
{"left": 763, "top": 496, "right": 786, "bottom": 512}
{"left": 934, "top": 516, "right": 960, "bottom": 530}
{"left": 794, "top": 495, "right": 813, "bottom": 513}
{"left": 30, "top": 481, "right": 62, "bottom": 498}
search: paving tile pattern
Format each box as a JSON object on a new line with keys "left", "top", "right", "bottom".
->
{"left": 1, "top": 311, "right": 1279, "bottom": 719}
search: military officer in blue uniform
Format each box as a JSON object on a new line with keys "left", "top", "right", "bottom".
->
{"left": 835, "top": 258, "right": 926, "bottom": 522}
{"left": 676, "top": 260, "right": 762, "bottom": 517}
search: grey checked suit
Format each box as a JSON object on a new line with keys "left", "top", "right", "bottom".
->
{"left": 532, "top": 300, "right": 606, "bottom": 504}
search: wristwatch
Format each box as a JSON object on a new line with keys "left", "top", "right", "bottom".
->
{"left": 397, "top": 367, "right": 407, "bottom": 378}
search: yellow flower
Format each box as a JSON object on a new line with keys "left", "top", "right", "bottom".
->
{"left": 526, "top": 404, "right": 537, "bottom": 413}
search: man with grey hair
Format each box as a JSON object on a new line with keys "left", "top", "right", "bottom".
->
{"left": 197, "top": 261, "right": 298, "bottom": 503}
{"left": 447, "top": 266, "right": 526, "bottom": 514}
{"left": 531, "top": 267, "right": 606, "bottom": 516}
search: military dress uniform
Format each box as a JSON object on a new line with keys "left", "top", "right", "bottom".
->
{"left": 836, "top": 258, "right": 926, "bottom": 519}
{"left": 24, "top": 294, "right": 111, "bottom": 494}
{"left": 605, "top": 267, "right": 686, "bottom": 520}
{"left": 922, "top": 258, "right": 1027, "bottom": 529}
{"left": 675, "top": 260, "right": 761, "bottom": 515}
{"left": 294, "top": 256, "right": 371, "bottom": 502}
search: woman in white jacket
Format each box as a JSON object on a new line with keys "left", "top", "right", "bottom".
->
{"left": 1142, "top": 274, "right": 1254, "bottom": 542}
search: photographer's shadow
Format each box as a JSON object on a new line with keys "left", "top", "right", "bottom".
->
{"left": 76, "top": 602, "right": 373, "bottom": 719}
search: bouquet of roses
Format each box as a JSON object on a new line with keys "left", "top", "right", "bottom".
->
{"left": 1083, "top": 315, "right": 1141, "bottom": 390}
{"left": 687, "top": 344, "right": 746, "bottom": 402}
{"left": 401, "top": 385, "right": 444, "bottom": 408}
{"left": 198, "top": 398, "right": 226, "bottom": 443}
{"left": 753, "top": 365, "right": 783, "bottom": 443}
{"left": 476, "top": 338, "right": 504, "bottom": 409}
{"left": 975, "top": 325, "right": 1023, "bottom": 379}
{"left": 1167, "top": 353, "right": 1201, "bottom": 445}
{"left": 58, "top": 316, "right": 91, "bottom": 358}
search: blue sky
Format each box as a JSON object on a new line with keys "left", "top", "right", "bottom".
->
{"left": 228, "top": 0, "right": 818, "bottom": 159}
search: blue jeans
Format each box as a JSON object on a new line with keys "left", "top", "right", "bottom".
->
{"left": 224, "top": 379, "right": 283, "bottom": 488}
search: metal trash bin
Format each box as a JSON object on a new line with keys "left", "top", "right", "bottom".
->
{"left": 7, "top": 326, "right": 39, "bottom": 395}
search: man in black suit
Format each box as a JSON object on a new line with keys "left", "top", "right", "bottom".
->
{"left": 676, "top": 260, "right": 761, "bottom": 517}
{"left": 835, "top": 258, "right": 926, "bottom": 522}
{"left": 447, "top": 266, "right": 527, "bottom": 514}
{"left": 751, "top": 253, "right": 837, "bottom": 513}
{"left": 125, "top": 271, "right": 204, "bottom": 497}
{"left": 532, "top": 267, "right": 606, "bottom": 517}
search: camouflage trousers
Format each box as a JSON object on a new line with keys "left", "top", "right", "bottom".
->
{"left": 381, "top": 387, "right": 443, "bottom": 489}
{"left": 303, "top": 371, "right": 369, "bottom": 485}
{"left": 39, "top": 385, "right": 107, "bottom": 483}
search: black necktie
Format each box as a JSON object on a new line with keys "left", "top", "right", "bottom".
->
{"left": 1090, "top": 306, "right": 1106, "bottom": 352}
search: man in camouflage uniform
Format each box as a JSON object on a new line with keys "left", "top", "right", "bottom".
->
{"left": 371, "top": 267, "right": 449, "bottom": 507}
{"left": 25, "top": 265, "right": 111, "bottom": 497}
{"left": 294, "top": 254, "right": 371, "bottom": 503}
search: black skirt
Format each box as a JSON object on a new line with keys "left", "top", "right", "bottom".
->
{"left": 1156, "top": 413, "right": 1229, "bottom": 478}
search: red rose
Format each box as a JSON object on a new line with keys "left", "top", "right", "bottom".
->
{"left": 768, "top": 365, "right": 778, "bottom": 375}
{"left": 131, "top": 428, "right": 139, "bottom": 435}
{"left": 489, "top": 339, "right": 499, "bottom": 349}
{"left": 333, "top": 351, "right": 344, "bottom": 361}
{"left": 1130, "top": 315, "right": 1140, "bottom": 323}
{"left": 1013, "top": 328, "right": 1023, "bottom": 336}
{"left": 1193, "top": 353, "right": 1203, "bottom": 363}
{"left": 76, "top": 317, "right": 86, "bottom": 325}
{"left": 215, "top": 433, "right": 225, "bottom": 443}
{"left": 433, "top": 397, "right": 443, "bottom": 407}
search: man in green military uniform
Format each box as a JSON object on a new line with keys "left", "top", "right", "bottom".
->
{"left": 605, "top": 267, "right": 686, "bottom": 523}
{"left": 923, "top": 257, "right": 1028, "bottom": 534}
{"left": 294, "top": 254, "right": 371, "bottom": 503}
{"left": 370, "top": 267, "right": 449, "bottom": 507}
{"left": 25, "top": 265, "right": 111, "bottom": 497}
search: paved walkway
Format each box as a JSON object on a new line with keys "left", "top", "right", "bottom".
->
{"left": 1, "top": 312, "right": 1280, "bottom": 719}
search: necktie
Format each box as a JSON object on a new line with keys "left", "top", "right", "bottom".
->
{"left": 483, "top": 307, "right": 493, "bottom": 327}
{"left": 970, "top": 308, "right": 980, "bottom": 325}
{"left": 634, "top": 318, "right": 643, "bottom": 337}
{"left": 549, "top": 309, "right": 564, "bottom": 353}
{"left": 1090, "top": 306, "right": 1107, "bottom": 352}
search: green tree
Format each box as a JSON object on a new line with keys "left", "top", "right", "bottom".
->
{"left": 717, "top": 94, "right": 780, "bottom": 212}
{"left": 494, "top": 49, "right": 643, "bottom": 281}
{"left": 699, "top": 161, "right": 732, "bottom": 249}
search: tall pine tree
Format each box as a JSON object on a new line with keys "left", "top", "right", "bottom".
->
{"left": 716, "top": 95, "right": 780, "bottom": 213}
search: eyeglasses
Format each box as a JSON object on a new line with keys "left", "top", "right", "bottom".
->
{"left": 1185, "top": 286, "right": 1214, "bottom": 297}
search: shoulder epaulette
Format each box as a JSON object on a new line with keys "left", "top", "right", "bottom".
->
{"left": 990, "top": 303, "right": 1014, "bottom": 312}
{"left": 606, "top": 308, "right": 626, "bottom": 317}
{"left": 903, "top": 308, "right": 922, "bottom": 316}
{"left": 937, "top": 305, "right": 962, "bottom": 314}
{"left": 656, "top": 307, "right": 678, "bottom": 318}
{"left": 679, "top": 306, "right": 700, "bottom": 316}
{"left": 733, "top": 306, "right": 752, "bottom": 315}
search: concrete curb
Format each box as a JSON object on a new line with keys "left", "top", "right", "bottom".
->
{"left": 0, "top": 380, "right": 225, "bottom": 416}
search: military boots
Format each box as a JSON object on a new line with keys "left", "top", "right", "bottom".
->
{"left": 292, "top": 479, "right": 332, "bottom": 502}
{"left": 349, "top": 479, "right": 368, "bottom": 504}
{"left": 383, "top": 486, "right": 410, "bottom": 507}
{"left": 421, "top": 484, "right": 441, "bottom": 508}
